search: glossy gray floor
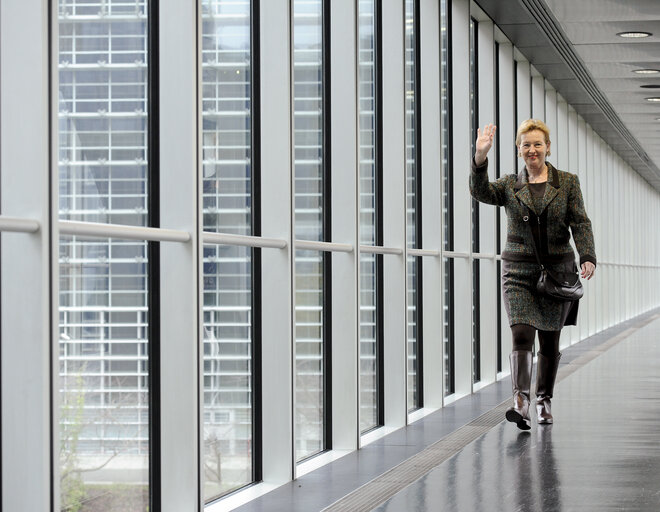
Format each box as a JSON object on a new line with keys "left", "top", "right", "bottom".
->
{"left": 234, "top": 310, "right": 660, "bottom": 512}
{"left": 377, "top": 313, "right": 660, "bottom": 512}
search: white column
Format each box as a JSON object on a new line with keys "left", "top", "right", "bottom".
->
{"left": 556, "top": 95, "right": 568, "bottom": 171}
{"left": 260, "top": 0, "right": 294, "bottom": 484}
{"left": 451, "top": 0, "right": 472, "bottom": 399}
{"left": 562, "top": 106, "right": 579, "bottom": 346}
{"left": 381, "top": 0, "right": 407, "bottom": 428}
{"left": 159, "top": 1, "right": 199, "bottom": 509}
{"left": 585, "top": 126, "right": 597, "bottom": 337}
{"left": 330, "top": 0, "right": 358, "bottom": 450}
{"left": 420, "top": 0, "right": 443, "bottom": 407}
{"left": 515, "top": 56, "right": 530, "bottom": 126}
{"left": 476, "top": 19, "right": 497, "bottom": 386}
{"left": 497, "top": 41, "right": 515, "bottom": 370}
{"left": 1, "top": 0, "right": 52, "bottom": 509}
{"left": 544, "top": 84, "right": 557, "bottom": 146}
{"left": 531, "top": 69, "right": 545, "bottom": 120}
{"left": 592, "top": 135, "right": 603, "bottom": 334}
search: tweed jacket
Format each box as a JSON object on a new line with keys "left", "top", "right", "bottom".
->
{"left": 470, "top": 158, "right": 597, "bottom": 267}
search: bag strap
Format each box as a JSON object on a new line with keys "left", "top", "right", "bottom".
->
{"left": 521, "top": 205, "right": 545, "bottom": 270}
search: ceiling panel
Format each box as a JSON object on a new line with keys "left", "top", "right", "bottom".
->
{"left": 574, "top": 43, "right": 660, "bottom": 63}
{"left": 543, "top": 0, "right": 660, "bottom": 22}
{"left": 561, "top": 22, "right": 660, "bottom": 44}
{"left": 581, "top": 62, "right": 660, "bottom": 78}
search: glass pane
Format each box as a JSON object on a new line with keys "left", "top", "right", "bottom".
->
{"left": 441, "top": 0, "right": 451, "bottom": 254}
{"left": 443, "top": 257, "right": 454, "bottom": 396}
{"left": 473, "top": 259, "right": 481, "bottom": 383}
{"left": 201, "top": 0, "right": 255, "bottom": 500}
{"left": 59, "top": 237, "right": 149, "bottom": 511}
{"left": 405, "top": 0, "right": 421, "bottom": 412}
{"left": 358, "top": 0, "right": 379, "bottom": 434}
{"left": 359, "top": 255, "right": 378, "bottom": 432}
{"left": 470, "top": 19, "right": 480, "bottom": 384}
{"left": 407, "top": 256, "right": 421, "bottom": 410}
{"left": 202, "top": 245, "right": 253, "bottom": 498}
{"left": 441, "top": 0, "right": 454, "bottom": 396}
{"left": 58, "top": 1, "right": 150, "bottom": 509}
{"left": 58, "top": 0, "right": 148, "bottom": 227}
{"left": 295, "top": 249, "right": 324, "bottom": 460}
{"left": 293, "top": 0, "right": 325, "bottom": 461}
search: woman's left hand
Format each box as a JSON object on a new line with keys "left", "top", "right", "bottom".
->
{"left": 581, "top": 262, "right": 595, "bottom": 280}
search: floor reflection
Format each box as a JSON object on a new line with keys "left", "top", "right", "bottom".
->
{"left": 377, "top": 320, "right": 660, "bottom": 512}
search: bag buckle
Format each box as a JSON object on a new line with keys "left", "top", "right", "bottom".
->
{"left": 523, "top": 215, "right": 529, "bottom": 222}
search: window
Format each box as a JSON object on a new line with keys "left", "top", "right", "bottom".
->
{"left": 495, "top": 41, "right": 502, "bottom": 373}
{"left": 201, "top": 0, "right": 258, "bottom": 500}
{"left": 405, "top": 0, "right": 423, "bottom": 411}
{"left": 470, "top": 17, "right": 481, "bottom": 384}
{"left": 441, "top": 0, "right": 454, "bottom": 396}
{"left": 293, "top": 0, "right": 330, "bottom": 462}
{"left": 358, "top": 0, "right": 383, "bottom": 433}
{"left": 58, "top": 2, "right": 151, "bottom": 509}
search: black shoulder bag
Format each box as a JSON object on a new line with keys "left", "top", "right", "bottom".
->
{"left": 522, "top": 207, "right": 583, "bottom": 302}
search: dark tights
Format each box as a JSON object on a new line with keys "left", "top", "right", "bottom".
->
{"left": 511, "top": 324, "right": 560, "bottom": 357}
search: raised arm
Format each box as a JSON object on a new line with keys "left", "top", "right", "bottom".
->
{"left": 470, "top": 124, "right": 507, "bottom": 206}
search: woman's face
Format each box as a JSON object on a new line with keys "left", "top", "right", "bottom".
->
{"left": 519, "top": 129, "right": 550, "bottom": 170}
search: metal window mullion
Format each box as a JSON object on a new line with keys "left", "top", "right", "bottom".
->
{"left": 381, "top": 0, "right": 407, "bottom": 430}
{"left": 476, "top": 18, "right": 497, "bottom": 388}
{"left": 419, "top": 0, "right": 443, "bottom": 410}
{"left": 259, "top": 0, "right": 294, "bottom": 486}
{"left": 1, "top": 0, "right": 52, "bottom": 509}
{"left": 250, "top": 0, "right": 264, "bottom": 485}
{"left": 329, "top": 0, "right": 357, "bottom": 453}
{"left": 321, "top": 0, "right": 334, "bottom": 458}
{"left": 158, "top": 0, "right": 198, "bottom": 509}
{"left": 450, "top": 0, "right": 472, "bottom": 400}
{"left": 374, "top": 0, "right": 386, "bottom": 432}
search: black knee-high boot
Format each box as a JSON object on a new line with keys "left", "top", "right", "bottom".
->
{"left": 536, "top": 352, "right": 561, "bottom": 424}
{"left": 505, "top": 350, "right": 533, "bottom": 430}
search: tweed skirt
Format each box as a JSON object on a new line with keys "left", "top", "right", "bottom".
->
{"left": 501, "top": 259, "right": 579, "bottom": 331}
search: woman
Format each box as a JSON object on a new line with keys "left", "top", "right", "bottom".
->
{"left": 470, "top": 119, "right": 596, "bottom": 430}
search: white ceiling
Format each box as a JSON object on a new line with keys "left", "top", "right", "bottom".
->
{"left": 476, "top": 0, "right": 660, "bottom": 190}
{"left": 546, "top": 0, "right": 660, "bottom": 172}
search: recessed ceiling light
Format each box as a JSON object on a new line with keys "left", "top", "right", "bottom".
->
{"left": 617, "top": 31, "right": 652, "bottom": 38}
{"left": 645, "top": 97, "right": 660, "bottom": 102}
{"left": 633, "top": 69, "right": 660, "bottom": 74}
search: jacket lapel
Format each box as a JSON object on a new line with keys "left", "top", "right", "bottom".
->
{"left": 538, "top": 164, "right": 560, "bottom": 213}
{"left": 513, "top": 167, "right": 535, "bottom": 213}
{"left": 513, "top": 163, "right": 560, "bottom": 215}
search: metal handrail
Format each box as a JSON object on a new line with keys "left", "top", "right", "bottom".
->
{"left": 441, "top": 250, "right": 470, "bottom": 259}
{"left": 0, "top": 216, "right": 40, "bottom": 233}
{"left": 408, "top": 248, "right": 440, "bottom": 257}
{"left": 295, "top": 240, "right": 353, "bottom": 253}
{"left": 203, "top": 232, "right": 287, "bottom": 249}
{"left": 472, "top": 253, "right": 497, "bottom": 260}
{"left": 59, "top": 220, "right": 190, "bottom": 242}
{"left": 359, "top": 245, "right": 403, "bottom": 255}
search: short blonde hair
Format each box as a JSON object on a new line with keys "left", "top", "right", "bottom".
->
{"left": 515, "top": 118, "right": 551, "bottom": 146}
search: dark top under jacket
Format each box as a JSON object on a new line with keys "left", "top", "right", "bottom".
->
{"left": 470, "top": 158, "right": 597, "bottom": 267}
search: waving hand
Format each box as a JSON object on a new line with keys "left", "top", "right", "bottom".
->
{"left": 474, "top": 123, "right": 496, "bottom": 166}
